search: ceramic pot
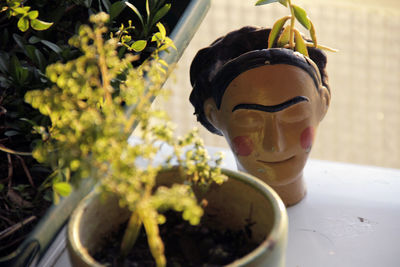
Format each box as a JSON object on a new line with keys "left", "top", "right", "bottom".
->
{"left": 0, "top": 1, "right": 211, "bottom": 266}
{"left": 67, "top": 168, "right": 288, "bottom": 267}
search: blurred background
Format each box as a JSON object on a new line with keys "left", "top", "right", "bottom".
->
{"left": 154, "top": 0, "right": 400, "bottom": 169}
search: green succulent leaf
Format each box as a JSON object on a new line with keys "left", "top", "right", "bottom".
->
{"left": 268, "top": 15, "right": 291, "bottom": 48}
{"left": 294, "top": 29, "right": 308, "bottom": 56}
{"left": 292, "top": 4, "right": 311, "bottom": 30}
{"left": 309, "top": 20, "right": 317, "bottom": 47}
{"left": 277, "top": 25, "right": 290, "bottom": 47}
{"left": 31, "top": 19, "right": 53, "bottom": 31}
{"left": 256, "top": 0, "right": 287, "bottom": 7}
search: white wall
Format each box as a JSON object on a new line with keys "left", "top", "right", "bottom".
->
{"left": 154, "top": 0, "right": 400, "bottom": 169}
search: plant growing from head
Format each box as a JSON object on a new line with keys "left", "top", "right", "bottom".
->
{"left": 255, "top": 0, "right": 337, "bottom": 56}
{"left": 25, "top": 11, "right": 227, "bottom": 267}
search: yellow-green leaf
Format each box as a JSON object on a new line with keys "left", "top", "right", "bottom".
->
{"left": 156, "top": 22, "right": 166, "bottom": 39}
{"left": 268, "top": 15, "right": 291, "bottom": 48}
{"left": 309, "top": 20, "right": 317, "bottom": 47}
{"left": 53, "top": 182, "right": 72, "bottom": 197}
{"left": 292, "top": 5, "right": 311, "bottom": 30}
{"left": 17, "top": 17, "right": 29, "bottom": 32}
{"left": 31, "top": 19, "right": 53, "bottom": 31}
{"left": 277, "top": 25, "right": 290, "bottom": 47}
{"left": 294, "top": 29, "right": 308, "bottom": 57}
{"left": 255, "top": 0, "right": 286, "bottom": 6}
{"left": 131, "top": 40, "right": 147, "bottom": 52}
{"left": 27, "top": 10, "right": 38, "bottom": 20}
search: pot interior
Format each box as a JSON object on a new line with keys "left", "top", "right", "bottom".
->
{"left": 156, "top": 168, "right": 276, "bottom": 245}
{"left": 71, "top": 168, "right": 280, "bottom": 263}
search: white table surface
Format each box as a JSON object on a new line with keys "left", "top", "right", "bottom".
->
{"left": 39, "top": 146, "right": 400, "bottom": 267}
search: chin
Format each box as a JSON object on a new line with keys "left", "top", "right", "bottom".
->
{"left": 236, "top": 154, "right": 308, "bottom": 187}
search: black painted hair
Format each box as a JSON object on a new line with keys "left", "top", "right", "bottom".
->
{"left": 189, "top": 26, "right": 330, "bottom": 136}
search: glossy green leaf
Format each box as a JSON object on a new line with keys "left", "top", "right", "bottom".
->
{"left": 268, "top": 15, "right": 291, "bottom": 48}
{"left": 41, "top": 40, "right": 62, "bottom": 54}
{"left": 10, "top": 55, "right": 22, "bottom": 80}
{"left": 31, "top": 19, "right": 53, "bottom": 31}
{"left": 255, "top": 0, "right": 287, "bottom": 6}
{"left": 156, "top": 22, "right": 166, "bottom": 39}
{"left": 131, "top": 40, "right": 147, "bottom": 52}
{"left": 292, "top": 5, "right": 311, "bottom": 30}
{"left": 17, "top": 17, "right": 29, "bottom": 32}
{"left": 53, "top": 182, "right": 72, "bottom": 197}
{"left": 125, "top": 2, "right": 144, "bottom": 28}
{"left": 146, "top": 0, "right": 151, "bottom": 23}
{"left": 294, "top": 29, "right": 309, "bottom": 57}
{"left": 101, "top": 0, "right": 111, "bottom": 12}
{"left": 0, "top": 52, "right": 8, "bottom": 73}
{"left": 4, "top": 130, "right": 20, "bottom": 137}
{"left": 149, "top": 4, "right": 171, "bottom": 30}
{"left": 14, "top": 7, "right": 30, "bottom": 15}
{"left": 28, "top": 10, "right": 39, "bottom": 20}
{"left": 110, "top": 1, "right": 126, "bottom": 21}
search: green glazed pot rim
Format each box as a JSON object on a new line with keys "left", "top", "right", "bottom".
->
{"left": 220, "top": 168, "right": 288, "bottom": 266}
{"left": 68, "top": 167, "right": 288, "bottom": 266}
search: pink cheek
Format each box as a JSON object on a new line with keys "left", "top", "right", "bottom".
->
{"left": 232, "top": 136, "right": 254, "bottom": 157}
{"left": 300, "top": 127, "right": 315, "bottom": 152}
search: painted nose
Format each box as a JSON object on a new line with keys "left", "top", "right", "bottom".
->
{"left": 262, "top": 115, "right": 286, "bottom": 153}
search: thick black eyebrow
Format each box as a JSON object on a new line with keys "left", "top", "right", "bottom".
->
{"left": 232, "top": 96, "right": 309, "bottom": 113}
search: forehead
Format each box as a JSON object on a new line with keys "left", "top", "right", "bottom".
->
{"left": 220, "top": 64, "right": 317, "bottom": 109}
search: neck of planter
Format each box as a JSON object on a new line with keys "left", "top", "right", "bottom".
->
{"left": 270, "top": 174, "right": 306, "bottom": 207}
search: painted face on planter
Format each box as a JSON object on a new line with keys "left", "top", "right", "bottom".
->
{"left": 205, "top": 64, "right": 329, "bottom": 189}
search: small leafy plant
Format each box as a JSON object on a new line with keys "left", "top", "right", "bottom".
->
{"left": 25, "top": 12, "right": 227, "bottom": 267}
{"left": 0, "top": 0, "right": 180, "bottom": 255}
{"left": 255, "top": 0, "right": 337, "bottom": 56}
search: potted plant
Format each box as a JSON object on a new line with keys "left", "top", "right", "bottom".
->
{"left": 188, "top": 0, "right": 337, "bottom": 206}
{"left": 0, "top": 0, "right": 211, "bottom": 265}
{"left": 23, "top": 10, "right": 288, "bottom": 267}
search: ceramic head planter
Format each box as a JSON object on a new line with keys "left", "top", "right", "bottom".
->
{"left": 189, "top": 26, "right": 331, "bottom": 206}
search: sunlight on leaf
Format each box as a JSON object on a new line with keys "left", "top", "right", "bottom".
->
{"left": 17, "top": 17, "right": 29, "bottom": 32}
{"left": 53, "top": 182, "right": 72, "bottom": 197}
{"left": 294, "top": 29, "right": 308, "bottom": 56}
{"left": 125, "top": 2, "right": 144, "bottom": 27}
{"left": 130, "top": 40, "right": 147, "bottom": 52}
{"left": 292, "top": 4, "right": 311, "bottom": 30}
{"left": 268, "top": 15, "right": 291, "bottom": 48}
{"left": 255, "top": 0, "right": 280, "bottom": 6}
{"left": 277, "top": 25, "right": 290, "bottom": 47}
{"left": 31, "top": 19, "right": 53, "bottom": 31}
{"left": 309, "top": 20, "right": 317, "bottom": 47}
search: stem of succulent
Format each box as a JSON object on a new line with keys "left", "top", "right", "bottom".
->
{"left": 119, "top": 211, "right": 143, "bottom": 262}
{"left": 288, "top": 0, "right": 295, "bottom": 50}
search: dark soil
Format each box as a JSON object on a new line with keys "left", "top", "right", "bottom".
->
{"left": 94, "top": 211, "right": 259, "bottom": 266}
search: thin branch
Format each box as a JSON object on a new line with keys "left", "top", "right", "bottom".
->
{"left": 0, "top": 215, "right": 37, "bottom": 241}
{"left": 15, "top": 154, "right": 36, "bottom": 188}
{"left": 0, "top": 144, "right": 32, "bottom": 156}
